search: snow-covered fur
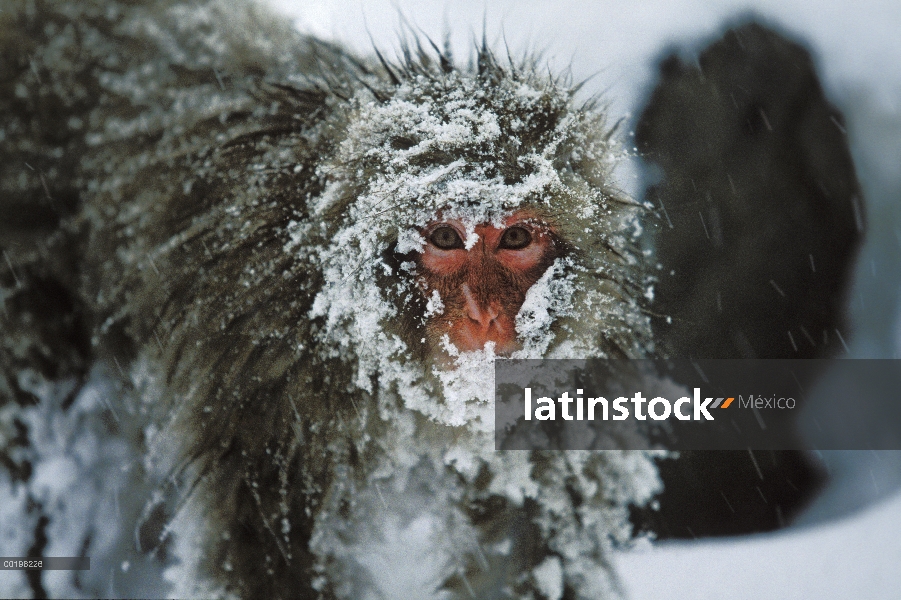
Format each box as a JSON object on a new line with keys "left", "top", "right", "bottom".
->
{"left": 0, "top": 1, "right": 662, "bottom": 598}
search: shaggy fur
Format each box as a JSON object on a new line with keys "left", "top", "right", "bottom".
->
{"left": 1, "top": 1, "right": 660, "bottom": 598}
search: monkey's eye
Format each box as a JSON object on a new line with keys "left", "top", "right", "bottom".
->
{"left": 499, "top": 226, "right": 532, "bottom": 250}
{"left": 429, "top": 226, "right": 464, "bottom": 250}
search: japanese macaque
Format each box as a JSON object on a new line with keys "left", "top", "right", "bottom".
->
{"left": 0, "top": 0, "right": 866, "bottom": 597}
{"left": 1, "top": 1, "right": 658, "bottom": 598}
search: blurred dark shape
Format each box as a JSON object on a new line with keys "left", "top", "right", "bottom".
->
{"left": 638, "top": 21, "right": 862, "bottom": 361}
{"left": 633, "top": 22, "right": 863, "bottom": 539}
{"left": 0, "top": 15, "right": 88, "bottom": 248}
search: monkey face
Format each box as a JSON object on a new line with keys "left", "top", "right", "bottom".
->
{"left": 307, "top": 68, "right": 650, "bottom": 428}
{"left": 415, "top": 211, "right": 559, "bottom": 356}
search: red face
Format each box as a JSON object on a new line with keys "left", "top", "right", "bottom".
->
{"left": 415, "top": 211, "right": 559, "bottom": 356}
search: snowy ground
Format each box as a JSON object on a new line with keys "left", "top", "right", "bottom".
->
{"left": 616, "top": 488, "right": 901, "bottom": 600}
{"left": 267, "top": 0, "right": 901, "bottom": 598}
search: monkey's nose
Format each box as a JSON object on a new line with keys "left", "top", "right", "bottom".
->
{"left": 461, "top": 283, "right": 498, "bottom": 328}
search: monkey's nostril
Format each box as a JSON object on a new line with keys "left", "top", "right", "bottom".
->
{"left": 461, "top": 283, "right": 499, "bottom": 327}
{"left": 468, "top": 307, "right": 494, "bottom": 327}
{"left": 461, "top": 283, "right": 481, "bottom": 321}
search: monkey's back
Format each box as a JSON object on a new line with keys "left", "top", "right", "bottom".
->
{"left": 1, "top": 2, "right": 367, "bottom": 597}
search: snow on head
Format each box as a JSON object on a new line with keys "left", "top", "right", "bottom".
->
{"left": 306, "top": 56, "right": 651, "bottom": 431}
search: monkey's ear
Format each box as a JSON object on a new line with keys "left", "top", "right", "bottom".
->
{"left": 381, "top": 240, "right": 413, "bottom": 275}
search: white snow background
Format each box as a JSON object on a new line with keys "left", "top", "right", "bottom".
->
{"left": 266, "top": 0, "right": 901, "bottom": 598}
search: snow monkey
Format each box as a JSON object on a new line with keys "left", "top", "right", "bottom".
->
{"left": 0, "top": 0, "right": 865, "bottom": 597}
{"left": 1, "top": 1, "right": 661, "bottom": 598}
